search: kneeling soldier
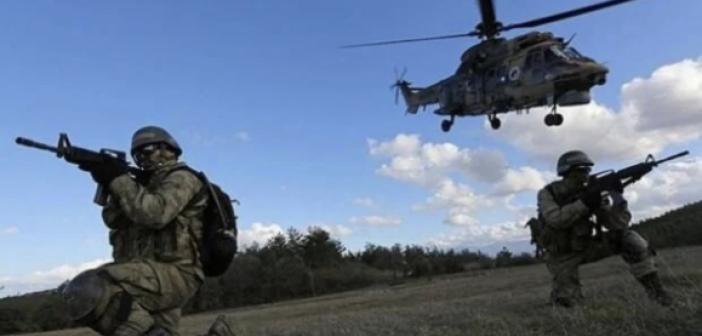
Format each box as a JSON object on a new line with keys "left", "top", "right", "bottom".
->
{"left": 537, "top": 150, "right": 672, "bottom": 308}
{"left": 62, "top": 126, "right": 235, "bottom": 336}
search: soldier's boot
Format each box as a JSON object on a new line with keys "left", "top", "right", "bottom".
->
{"left": 638, "top": 272, "right": 673, "bottom": 306}
{"left": 205, "top": 315, "right": 236, "bottom": 336}
{"left": 552, "top": 297, "right": 576, "bottom": 308}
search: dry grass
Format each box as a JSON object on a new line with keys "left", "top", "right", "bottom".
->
{"left": 16, "top": 246, "right": 702, "bottom": 336}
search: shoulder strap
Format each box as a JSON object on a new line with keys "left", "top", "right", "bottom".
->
{"left": 166, "top": 165, "right": 209, "bottom": 202}
{"left": 172, "top": 165, "right": 230, "bottom": 228}
{"left": 546, "top": 183, "right": 579, "bottom": 208}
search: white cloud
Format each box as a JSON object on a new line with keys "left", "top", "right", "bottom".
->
{"left": 625, "top": 156, "right": 702, "bottom": 220}
{"left": 317, "top": 224, "right": 353, "bottom": 238}
{"left": 492, "top": 167, "right": 553, "bottom": 197}
{"left": 238, "top": 222, "right": 284, "bottom": 247}
{"left": 0, "top": 258, "right": 110, "bottom": 296}
{"left": 624, "top": 59, "right": 702, "bottom": 131}
{"left": 368, "top": 134, "right": 421, "bottom": 157}
{"left": 353, "top": 197, "right": 376, "bottom": 208}
{"left": 491, "top": 58, "right": 702, "bottom": 162}
{"left": 428, "top": 219, "right": 531, "bottom": 249}
{"left": 350, "top": 215, "right": 402, "bottom": 226}
{"left": 0, "top": 226, "right": 19, "bottom": 236}
{"left": 369, "top": 133, "right": 509, "bottom": 187}
{"left": 369, "top": 135, "right": 549, "bottom": 234}
{"left": 413, "top": 179, "right": 491, "bottom": 227}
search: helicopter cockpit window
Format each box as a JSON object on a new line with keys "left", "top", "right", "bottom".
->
{"left": 563, "top": 47, "right": 584, "bottom": 60}
{"left": 546, "top": 46, "right": 569, "bottom": 63}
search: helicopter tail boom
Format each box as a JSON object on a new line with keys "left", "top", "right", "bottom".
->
{"left": 393, "top": 80, "right": 422, "bottom": 114}
{"left": 395, "top": 80, "right": 444, "bottom": 115}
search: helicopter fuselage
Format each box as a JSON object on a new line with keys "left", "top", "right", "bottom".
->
{"left": 396, "top": 31, "right": 608, "bottom": 129}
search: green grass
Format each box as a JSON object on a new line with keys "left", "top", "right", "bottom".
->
{"left": 13, "top": 246, "right": 702, "bottom": 336}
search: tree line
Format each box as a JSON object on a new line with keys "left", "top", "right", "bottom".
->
{"left": 0, "top": 227, "right": 537, "bottom": 334}
{"left": 186, "top": 227, "right": 539, "bottom": 312}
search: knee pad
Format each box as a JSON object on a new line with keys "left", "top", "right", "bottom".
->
{"left": 621, "top": 231, "right": 650, "bottom": 263}
{"left": 61, "top": 269, "right": 110, "bottom": 323}
{"left": 62, "top": 269, "right": 139, "bottom": 335}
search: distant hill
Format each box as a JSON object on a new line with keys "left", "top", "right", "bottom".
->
{"left": 467, "top": 239, "right": 533, "bottom": 256}
{"left": 632, "top": 200, "right": 702, "bottom": 249}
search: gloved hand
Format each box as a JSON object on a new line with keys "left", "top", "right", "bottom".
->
{"left": 79, "top": 160, "right": 127, "bottom": 185}
{"left": 579, "top": 188, "right": 602, "bottom": 211}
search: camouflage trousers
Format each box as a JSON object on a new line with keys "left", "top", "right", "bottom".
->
{"left": 90, "top": 260, "right": 201, "bottom": 336}
{"left": 545, "top": 230, "right": 656, "bottom": 303}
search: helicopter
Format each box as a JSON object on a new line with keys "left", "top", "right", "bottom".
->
{"left": 344, "top": 0, "right": 635, "bottom": 132}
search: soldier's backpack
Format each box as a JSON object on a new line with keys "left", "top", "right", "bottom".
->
{"left": 524, "top": 217, "right": 545, "bottom": 258}
{"left": 179, "top": 167, "right": 238, "bottom": 277}
{"left": 525, "top": 185, "right": 559, "bottom": 259}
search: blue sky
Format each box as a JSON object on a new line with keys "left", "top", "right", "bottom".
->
{"left": 1, "top": 0, "right": 701, "bottom": 295}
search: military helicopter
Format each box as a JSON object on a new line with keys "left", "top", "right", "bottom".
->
{"left": 345, "top": 0, "right": 635, "bottom": 132}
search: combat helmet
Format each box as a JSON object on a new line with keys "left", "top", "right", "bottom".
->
{"left": 131, "top": 126, "right": 182, "bottom": 156}
{"left": 557, "top": 150, "right": 593, "bottom": 176}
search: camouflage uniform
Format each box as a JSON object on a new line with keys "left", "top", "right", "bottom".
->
{"left": 92, "top": 160, "right": 207, "bottom": 335}
{"left": 62, "top": 126, "right": 239, "bottom": 335}
{"left": 538, "top": 179, "right": 656, "bottom": 305}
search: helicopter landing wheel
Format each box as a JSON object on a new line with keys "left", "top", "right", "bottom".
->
{"left": 545, "top": 113, "right": 563, "bottom": 127}
{"left": 554, "top": 113, "right": 564, "bottom": 126}
{"left": 544, "top": 114, "right": 554, "bottom": 126}
{"left": 489, "top": 116, "right": 501, "bottom": 130}
{"left": 441, "top": 119, "right": 453, "bottom": 132}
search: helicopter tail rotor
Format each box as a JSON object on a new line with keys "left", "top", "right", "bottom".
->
{"left": 391, "top": 67, "right": 410, "bottom": 105}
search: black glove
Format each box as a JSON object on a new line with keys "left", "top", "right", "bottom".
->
{"left": 134, "top": 170, "right": 153, "bottom": 186}
{"left": 79, "top": 160, "right": 127, "bottom": 185}
{"left": 580, "top": 189, "right": 602, "bottom": 210}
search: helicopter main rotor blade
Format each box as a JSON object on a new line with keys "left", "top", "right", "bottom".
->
{"left": 476, "top": 0, "right": 501, "bottom": 38}
{"left": 501, "top": 0, "right": 635, "bottom": 32}
{"left": 477, "top": 0, "right": 497, "bottom": 28}
{"left": 341, "top": 32, "right": 478, "bottom": 48}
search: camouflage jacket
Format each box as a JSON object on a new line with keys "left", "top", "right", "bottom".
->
{"left": 537, "top": 179, "right": 631, "bottom": 252}
{"left": 102, "top": 161, "right": 208, "bottom": 280}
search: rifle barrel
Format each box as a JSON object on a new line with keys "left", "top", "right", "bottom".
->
{"left": 15, "top": 137, "right": 59, "bottom": 154}
{"left": 656, "top": 150, "right": 689, "bottom": 165}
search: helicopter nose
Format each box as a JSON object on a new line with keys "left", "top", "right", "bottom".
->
{"left": 588, "top": 64, "right": 608, "bottom": 85}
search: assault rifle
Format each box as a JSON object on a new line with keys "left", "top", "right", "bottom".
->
{"left": 586, "top": 150, "right": 689, "bottom": 197}
{"left": 16, "top": 133, "right": 139, "bottom": 206}
{"left": 586, "top": 150, "right": 689, "bottom": 237}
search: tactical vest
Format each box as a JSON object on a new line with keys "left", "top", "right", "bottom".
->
{"left": 540, "top": 181, "right": 596, "bottom": 253}
{"left": 109, "top": 163, "right": 207, "bottom": 268}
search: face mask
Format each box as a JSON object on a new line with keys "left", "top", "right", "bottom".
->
{"left": 566, "top": 166, "right": 592, "bottom": 187}
{"left": 134, "top": 144, "right": 164, "bottom": 171}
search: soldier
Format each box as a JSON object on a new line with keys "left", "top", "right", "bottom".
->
{"left": 537, "top": 150, "right": 672, "bottom": 308}
{"left": 61, "top": 126, "right": 235, "bottom": 336}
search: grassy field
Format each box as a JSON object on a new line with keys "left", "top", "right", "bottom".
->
{"left": 15, "top": 246, "right": 702, "bottom": 336}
